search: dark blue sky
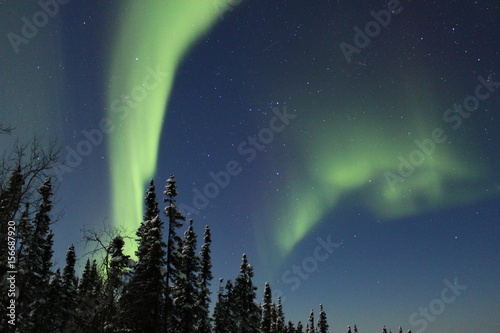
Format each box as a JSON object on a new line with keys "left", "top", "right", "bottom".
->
{"left": 1, "top": 1, "right": 499, "bottom": 332}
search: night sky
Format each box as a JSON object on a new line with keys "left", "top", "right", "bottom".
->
{"left": 1, "top": 1, "right": 499, "bottom": 332}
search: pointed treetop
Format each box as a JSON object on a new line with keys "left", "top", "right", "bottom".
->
{"left": 67, "top": 243, "right": 75, "bottom": 254}
{"left": 239, "top": 253, "right": 253, "bottom": 275}
{"left": 317, "top": 304, "right": 328, "bottom": 333}
{"left": 63, "top": 244, "right": 77, "bottom": 287}
{"left": 144, "top": 179, "right": 160, "bottom": 213}
{"left": 184, "top": 219, "right": 195, "bottom": 240}
{"left": 308, "top": 308, "right": 315, "bottom": 333}
{"left": 164, "top": 174, "right": 178, "bottom": 199}
{"left": 39, "top": 177, "right": 52, "bottom": 193}
{"left": 241, "top": 253, "right": 248, "bottom": 264}
{"left": 202, "top": 225, "right": 212, "bottom": 246}
{"left": 143, "top": 179, "right": 160, "bottom": 222}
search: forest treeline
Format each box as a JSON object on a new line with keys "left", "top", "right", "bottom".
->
{"left": 0, "top": 132, "right": 413, "bottom": 333}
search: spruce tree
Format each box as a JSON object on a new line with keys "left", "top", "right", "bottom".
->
{"left": 213, "top": 279, "right": 226, "bottom": 333}
{"left": 77, "top": 258, "right": 93, "bottom": 329}
{"left": 0, "top": 165, "right": 23, "bottom": 223}
{"left": 234, "top": 254, "right": 260, "bottom": 332}
{"left": 270, "top": 303, "right": 278, "bottom": 333}
{"left": 31, "top": 234, "right": 55, "bottom": 330}
{"left": 163, "top": 174, "right": 185, "bottom": 331}
{"left": 172, "top": 219, "right": 200, "bottom": 333}
{"left": 307, "top": 309, "right": 315, "bottom": 333}
{"left": 317, "top": 304, "right": 328, "bottom": 333}
{"left": 47, "top": 269, "right": 65, "bottom": 331}
{"left": 144, "top": 180, "right": 160, "bottom": 221}
{"left": 120, "top": 215, "right": 166, "bottom": 332}
{"left": 296, "top": 321, "right": 303, "bottom": 333}
{"left": 197, "top": 225, "right": 213, "bottom": 332}
{"left": 62, "top": 244, "right": 77, "bottom": 289}
{"left": 226, "top": 278, "right": 240, "bottom": 331}
{"left": 103, "top": 236, "right": 130, "bottom": 332}
{"left": 77, "top": 259, "right": 102, "bottom": 330}
{"left": 22, "top": 178, "right": 55, "bottom": 332}
{"left": 16, "top": 203, "right": 31, "bottom": 267}
{"left": 137, "top": 179, "right": 160, "bottom": 241}
{"left": 276, "top": 297, "right": 285, "bottom": 333}
{"left": 61, "top": 244, "right": 78, "bottom": 330}
{"left": 260, "top": 282, "right": 273, "bottom": 333}
{"left": 213, "top": 278, "right": 237, "bottom": 333}
{"left": 78, "top": 259, "right": 92, "bottom": 295}
{"left": 89, "top": 259, "right": 102, "bottom": 296}
{"left": 120, "top": 180, "right": 166, "bottom": 333}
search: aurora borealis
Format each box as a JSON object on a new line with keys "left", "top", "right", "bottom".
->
{"left": 106, "top": 1, "right": 235, "bottom": 252}
{"left": 267, "top": 73, "right": 497, "bottom": 258}
{"left": 1, "top": 0, "right": 499, "bottom": 332}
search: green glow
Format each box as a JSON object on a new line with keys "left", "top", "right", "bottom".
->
{"left": 267, "top": 84, "right": 496, "bottom": 259}
{"left": 273, "top": 181, "right": 340, "bottom": 254}
{"left": 107, "top": 1, "right": 236, "bottom": 254}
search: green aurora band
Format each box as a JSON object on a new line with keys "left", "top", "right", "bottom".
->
{"left": 107, "top": 1, "right": 236, "bottom": 254}
{"left": 262, "top": 77, "right": 498, "bottom": 261}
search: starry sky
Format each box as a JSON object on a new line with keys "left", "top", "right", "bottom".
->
{"left": 1, "top": 1, "right": 499, "bottom": 332}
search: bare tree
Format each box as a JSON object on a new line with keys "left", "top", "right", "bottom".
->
{"left": 79, "top": 223, "right": 135, "bottom": 333}
{"left": 80, "top": 223, "right": 135, "bottom": 276}
{"left": 0, "top": 133, "right": 60, "bottom": 221}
